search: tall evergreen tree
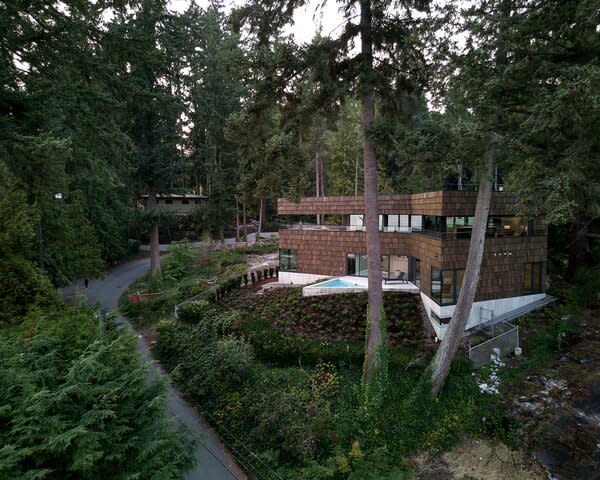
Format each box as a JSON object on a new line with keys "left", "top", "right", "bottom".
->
{"left": 115, "top": 0, "right": 185, "bottom": 275}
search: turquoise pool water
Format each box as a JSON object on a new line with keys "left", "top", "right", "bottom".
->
{"left": 315, "top": 279, "right": 361, "bottom": 288}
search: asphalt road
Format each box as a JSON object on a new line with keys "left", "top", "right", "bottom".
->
{"left": 62, "top": 258, "right": 246, "bottom": 480}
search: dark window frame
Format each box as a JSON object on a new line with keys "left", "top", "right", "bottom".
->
{"left": 524, "top": 262, "right": 543, "bottom": 294}
{"left": 279, "top": 249, "right": 298, "bottom": 272}
{"left": 431, "top": 267, "right": 465, "bottom": 306}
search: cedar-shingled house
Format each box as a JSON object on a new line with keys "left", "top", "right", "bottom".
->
{"left": 277, "top": 190, "right": 547, "bottom": 339}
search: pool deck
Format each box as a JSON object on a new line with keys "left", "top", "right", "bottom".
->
{"left": 303, "top": 276, "right": 419, "bottom": 297}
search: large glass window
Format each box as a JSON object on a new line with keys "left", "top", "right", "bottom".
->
{"left": 347, "top": 254, "right": 369, "bottom": 276}
{"left": 381, "top": 214, "right": 413, "bottom": 232}
{"left": 524, "top": 262, "right": 543, "bottom": 293}
{"left": 347, "top": 254, "right": 408, "bottom": 279}
{"left": 279, "top": 249, "right": 298, "bottom": 271}
{"left": 382, "top": 214, "right": 398, "bottom": 232}
{"left": 431, "top": 268, "right": 464, "bottom": 305}
{"left": 431, "top": 268, "right": 441, "bottom": 301}
{"left": 488, "top": 216, "right": 530, "bottom": 238}
{"left": 350, "top": 215, "right": 364, "bottom": 231}
{"left": 388, "top": 255, "right": 409, "bottom": 281}
{"left": 346, "top": 254, "right": 357, "bottom": 276}
{"left": 417, "top": 215, "right": 542, "bottom": 239}
{"left": 411, "top": 215, "right": 422, "bottom": 232}
{"left": 423, "top": 216, "right": 445, "bottom": 236}
{"left": 446, "top": 216, "right": 475, "bottom": 239}
{"left": 414, "top": 258, "right": 421, "bottom": 287}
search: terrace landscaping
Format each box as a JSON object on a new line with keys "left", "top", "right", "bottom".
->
{"left": 225, "top": 288, "right": 426, "bottom": 349}
{"left": 120, "top": 243, "right": 583, "bottom": 479}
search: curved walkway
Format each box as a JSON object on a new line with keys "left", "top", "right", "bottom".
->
{"left": 62, "top": 258, "right": 246, "bottom": 480}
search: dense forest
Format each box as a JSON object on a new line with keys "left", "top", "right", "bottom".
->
{"left": 1, "top": 0, "right": 599, "bottom": 478}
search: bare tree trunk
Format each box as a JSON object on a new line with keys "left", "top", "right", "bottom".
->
{"left": 316, "top": 151, "right": 321, "bottom": 225}
{"left": 147, "top": 187, "right": 161, "bottom": 277}
{"left": 258, "top": 198, "right": 265, "bottom": 236}
{"left": 355, "top": 151, "right": 359, "bottom": 196}
{"left": 242, "top": 202, "right": 247, "bottom": 240}
{"left": 319, "top": 150, "right": 325, "bottom": 197}
{"left": 430, "top": 137, "right": 496, "bottom": 396}
{"left": 566, "top": 213, "right": 590, "bottom": 281}
{"left": 235, "top": 201, "right": 240, "bottom": 242}
{"left": 360, "top": 0, "right": 385, "bottom": 388}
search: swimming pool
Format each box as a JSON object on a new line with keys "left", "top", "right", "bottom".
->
{"left": 302, "top": 277, "right": 368, "bottom": 296}
{"left": 316, "top": 278, "right": 361, "bottom": 288}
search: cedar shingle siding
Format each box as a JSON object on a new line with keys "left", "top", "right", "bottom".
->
{"left": 278, "top": 192, "right": 546, "bottom": 303}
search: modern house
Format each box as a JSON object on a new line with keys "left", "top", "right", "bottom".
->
{"left": 138, "top": 193, "right": 208, "bottom": 215}
{"left": 277, "top": 191, "right": 547, "bottom": 339}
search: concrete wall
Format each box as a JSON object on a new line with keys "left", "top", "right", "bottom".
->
{"left": 421, "top": 291, "right": 547, "bottom": 339}
{"left": 278, "top": 271, "right": 331, "bottom": 285}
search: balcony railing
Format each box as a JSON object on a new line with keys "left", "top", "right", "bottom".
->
{"left": 281, "top": 224, "right": 419, "bottom": 233}
{"left": 280, "top": 223, "right": 545, "bottom": 238}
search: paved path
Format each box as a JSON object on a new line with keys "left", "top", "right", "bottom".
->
{"left": 62, "top": 258, "right": 246, "bottom": 480}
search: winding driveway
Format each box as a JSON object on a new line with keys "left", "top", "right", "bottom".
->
{"left": 62, "top": 257, "right": 246, "bottom": 480}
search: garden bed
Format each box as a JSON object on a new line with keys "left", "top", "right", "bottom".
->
{"left": 224, "top": 288, "right": 425, "bottom": 349}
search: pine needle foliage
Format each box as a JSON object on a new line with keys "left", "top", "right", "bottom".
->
{"left": 0, "top": 309, "right": 195, "bottom": 479}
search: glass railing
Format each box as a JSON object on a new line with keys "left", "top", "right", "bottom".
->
{"left": 280, "top": 223, "right": 545, "bottom": 237}
{"left": 281, "top": 224, "right": 417, "bottom": 232}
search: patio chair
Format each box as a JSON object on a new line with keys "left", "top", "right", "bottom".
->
{"left": 385, "top": 271, "right": 406, "bottom": 284}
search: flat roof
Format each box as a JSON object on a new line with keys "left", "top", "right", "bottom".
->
{"left": 139, "top": 193, "right": 208, "bottom": 199}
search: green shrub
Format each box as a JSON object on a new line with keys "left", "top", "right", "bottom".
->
{"left": 1, "top": 310, "right": 194, "bottom": 478}
{"left": 212, "top": 336, "right": 255, "bottom": 383}
{"left": 162, "top": 240, "right": 197, "bottom": 280}
{"left": 197, "top": 309, "right": 241, "bottom": 338}
{"left": 177, "top": 299, "right": 210, "bottom": 323}
{"left": 0, "top": 255, "right": 59, "bottom": 324}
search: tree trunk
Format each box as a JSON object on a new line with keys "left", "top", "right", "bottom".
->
{"left": 235, "top": 201, "right": 240, "bottom": 242}
{"left": 258, "top": 198, "right": 265, "bottom": 236}
{"left": 360, "top": 0, "right": 385, "bottom": 388}
{"left": 430, "top": 136, "right": 496, "bottom": 396}
{"left": 315, "top": 151, "right": 322, "bottom": 225}
{"left": 242, "top": 202, "right": 247, "bottom": 240}
{"left": 566, "top": 212, "right": 590, "bottom": 281}
{"left": 355, "top": 151, "right": 359, "bottom": 196}
{"left": 147, "top": 187, "right": 161, "bottom": 277}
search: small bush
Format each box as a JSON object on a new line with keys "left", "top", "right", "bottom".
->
{"left": 162, "top": 241, "right": 197, "bottom": 280}
{"left": 197, "top": 309, "right": 241, "bottom": 338}
{"left": 177, "top": 300, "right": 210, "bottom": 323}
{"left": 212, "top": 336, "right": 255, "bottom": 383}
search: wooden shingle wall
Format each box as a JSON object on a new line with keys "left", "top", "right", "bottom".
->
{"left": 277, "top": 191, "right": 517, "bottom": 216}
{"left": 278, "top": 230, "right": 547, "bottom": 302}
